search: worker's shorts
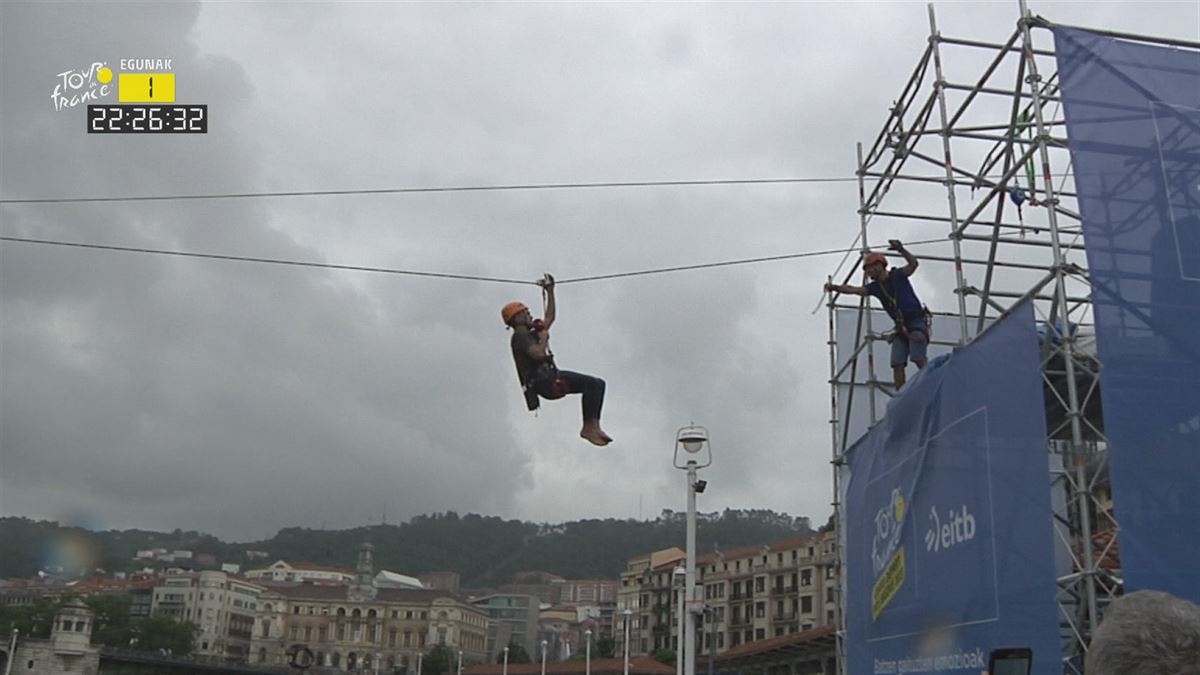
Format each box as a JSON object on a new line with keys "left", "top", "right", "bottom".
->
{"left": 890, "top": 320, "right": 929, "bottom": 368}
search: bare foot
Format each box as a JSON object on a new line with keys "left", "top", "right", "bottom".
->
{"left": 580, "top": 423, "right": 611, "bottom": 446}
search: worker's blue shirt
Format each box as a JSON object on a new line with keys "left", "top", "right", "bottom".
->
{"left": 867, "top": 267, "right": 924, "bottom": 324}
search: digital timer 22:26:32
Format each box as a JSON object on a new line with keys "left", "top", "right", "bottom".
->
{"left": 87, "top": 105, "right": 207, "bottom": 134}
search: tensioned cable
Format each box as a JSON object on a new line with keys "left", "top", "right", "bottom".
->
{"left": 0, "top": 235, "right": 533, "bottom": 286}
{"left": 0, "top": 174, "right": 1076, "bottom": 205}
{"left": 0, "top": 234, "right": 950, "bottom": 286}
{"left": 0, "top": 177, "right": 852, "bottom": 205}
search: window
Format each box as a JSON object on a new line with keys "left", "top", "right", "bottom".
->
{"left": 755, "top": 602, "right": 764, "bottom": 618}
{"left": 774, "top": 627, "right": 784, "bottom": 637}
{"left": 289, "top": 626, "right": 299, "bottom": 640}
{"left": 776, "top": 600, "right": 784, "bottom": 616}
{"left": 755, "top": 577, "right": 764, "bottom": 593}
{"left": 801, "top": 596, "right": 813, "bottom": 614}
{"left": 801, "top": 569, "right": 812, "bottom": 587}
{"left": 389, "top": 629, "right": 397, "bottom": 647}
{"left": 304, "top": 626, "right": 313, "bottom": 640}
{"left": 319, "top": 626, "right": 327, "bottom": 641}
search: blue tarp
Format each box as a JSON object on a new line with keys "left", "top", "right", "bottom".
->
{"left": 1055, "top": 27, "right": 1200, "bottom": 601}
{"left": 844, "top": 303, "right": 1059, "bottom": 675}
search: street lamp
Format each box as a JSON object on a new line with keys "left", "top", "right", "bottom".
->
{"left": 622, "top": 609, "right": 632, "bottom": 675}
{"left": 673, "top": 567, "right": 686, "bottom": 675}
{"left": 584, "top": 629, "right": 592, "bottom": 675}
{"left": 541, "top": 640, "right": 548, "bottom": 675}
{"left": 502, "top": 646, "right": 509, "bottom": 675}
{"left": 417, "top": 652, "right": 423, "bottom": 675}
{"left": 457, "top": 650, "right": 463, "bottom": 675}
{"left": 674, "top": 425, "right": 712, "bottom": 675}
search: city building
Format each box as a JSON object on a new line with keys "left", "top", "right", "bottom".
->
{"left": 612, "top": 533, "right": 838, "bottom": 660}
{"left": 0, "top": 599, "right": 101, "bottom": 675}
{"left": 560, "top": 579, "right": 618, "bottom": 605}
{"left": 470, "top": 593, "right": 540, "bottom": 663}
{"left": 614, "top": 547, "right": 685, "bottom": 658}
{"left": 150, "top": 570, "right": 265, "bottom": 661}
{"left": 250, "top": 543, "right": 489, "bottom": 671}
{"left": 244, "top": 560, "right": 354, "bottom": 584}
{"left": 419, "top": 571, "right": 461, "bottom": 593}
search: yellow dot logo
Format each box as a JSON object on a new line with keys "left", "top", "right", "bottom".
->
{"left": 893, "top": 492, "right": 906, "bottom": 524}
{"left": 97, "top": 67, "right": 113, "bottom": 84}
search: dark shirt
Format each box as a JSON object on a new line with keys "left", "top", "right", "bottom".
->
{"left": 866, "top": 267, "right": 923, "bottom": 324}
{"left": 510, "top": 329, "right": 553, "bottom": 388}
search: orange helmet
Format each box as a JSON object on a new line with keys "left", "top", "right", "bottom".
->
{"left": 863, "top": 252, "right": 888, "bottom": 268}
{"left": 501, "top": 302, "right": 528, "bottom": 325}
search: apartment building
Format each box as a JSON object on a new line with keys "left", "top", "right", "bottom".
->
{"left": 471, "top": 593, "right": 540, "bottom": 662}
{"left": 612, "top": 533, "right": 838, "bottom": 659}
{"left": 614, "top": 547, "right": 686, "bottom": 658}
{"left": 150, "top": 570, "right": 265, "bottom": 661}
{"left": 250, "top": 543, "right": 489, "bottom": 671}
{"left": 698, "top": 532, "right": 837, "bottom": 654}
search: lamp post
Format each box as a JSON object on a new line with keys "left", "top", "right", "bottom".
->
{"left": 673, "top": 567, "right": 686, "bottom": 675}
{"left": 417, "top": 652, "right": 423, "bottom": 675}
{"left": 622, "top": 609, "right": 632, "bottom": 675}
{"left": 502, "top": 646, "right": 509, "bottom": 675}
{"left": 540, "top": 640, "right": 548, "bottom": 675}
{"left": 674, "top": 425, "right": 712, "bottom": 675}
{"left": 585, "top": 629, "right": 592, "bottom": 675}
{"left": 457, "top": 650, "right": 463, "bottom": 675}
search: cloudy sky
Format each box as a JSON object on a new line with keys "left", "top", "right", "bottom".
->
{"left": 2, "top": 1, "right": 1197, "bottom": 542}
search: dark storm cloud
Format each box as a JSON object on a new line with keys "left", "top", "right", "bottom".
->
{"left": 3, "top": 2, "right": 1197, "bottom": 540}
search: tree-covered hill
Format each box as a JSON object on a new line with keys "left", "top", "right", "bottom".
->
{"left": 0, "top": 509, "right": 816, "bottom": 585}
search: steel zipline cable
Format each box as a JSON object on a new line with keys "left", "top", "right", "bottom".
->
{"left": 0, "top": 235, "right": 950, "bottom": 286}
{"left": 0, "top": 172, "right": 1072, "bottom": 205}
{"left": 0, "top": 177, "right": 854, "bottom": 205}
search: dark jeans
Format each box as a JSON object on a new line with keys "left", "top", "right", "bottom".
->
{"left": 535, "top": 369, "right": 605, "bottom": 422}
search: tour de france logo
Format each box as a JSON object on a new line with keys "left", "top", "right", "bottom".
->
{"left": 870, "top": 488, "right": 907, "bottom": 621}
{"left": 50, "top": 59, "right": 204, "bottom": 134}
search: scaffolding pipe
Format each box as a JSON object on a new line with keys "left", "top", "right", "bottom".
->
{"left": 855, "top": 142, "right": 880, "bottom": 424}
{"left": 1019, "top": 0, "right": 1100, "bottom": 644}
{"left": 928, "top": 3, "right": 971, "bottom": 342}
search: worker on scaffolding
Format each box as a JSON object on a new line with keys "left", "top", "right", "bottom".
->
{"left": 502, "top": 274, "right": 612, "bottom": 446}
{"left": 825, "top": 240, "right": 930, "bottom": 390}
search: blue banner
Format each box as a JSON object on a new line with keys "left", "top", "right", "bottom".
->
{"left": 1055, "top": 27, "right": 1200, "bottom": 601}
{"left": 844, "top": 304, "right": 1059, "bottom": 675}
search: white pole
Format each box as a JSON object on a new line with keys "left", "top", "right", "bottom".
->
{"left": 458, "top": 650, "right": 463, "bottom": 675}
{"left": 4, "top": 629, "right": 18, "bottom": 675}
{"left": 585, "top": 630, "right": 592, "bottom": 675}
{"left": 675, "top": 571, "right": 684, "bottom": 675}
{"left": 684, "top": 463, "right": 697, "bottom": 675}
{"left": 541, "top": 640, "right": 548, "bottom": 675}
{"left": 503, "top": 647, "right": 509, "bottom": 675}
{"left": 417, "top": 652, "right": 423, "bottom": 675}
{"left": 622, "top": 610, "right": 632, "bottom": 675}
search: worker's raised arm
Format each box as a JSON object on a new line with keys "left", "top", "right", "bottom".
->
{"left": 539, "top": 273, "right": 556, "bottom": 330}
{"left": 825, "top": 281, "right": 869, "bottom": 296}
{"left": 889, "top": 239, "right": 919, "bottom": 276}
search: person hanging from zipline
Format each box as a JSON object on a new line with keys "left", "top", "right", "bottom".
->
{"left": 825, "top": 239, "right": 931, "bottom": 390}
{"left": 502, "top": 274, "right": 612, "bottom": 446}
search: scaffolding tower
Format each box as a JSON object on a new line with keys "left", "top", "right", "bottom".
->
{"left": 825, "top": 3, "right": 1199, "bottom": 673}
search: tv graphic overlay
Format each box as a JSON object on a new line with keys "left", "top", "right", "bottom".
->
{"left": 50, "top": 57, "right": 207, "bottom": 134}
